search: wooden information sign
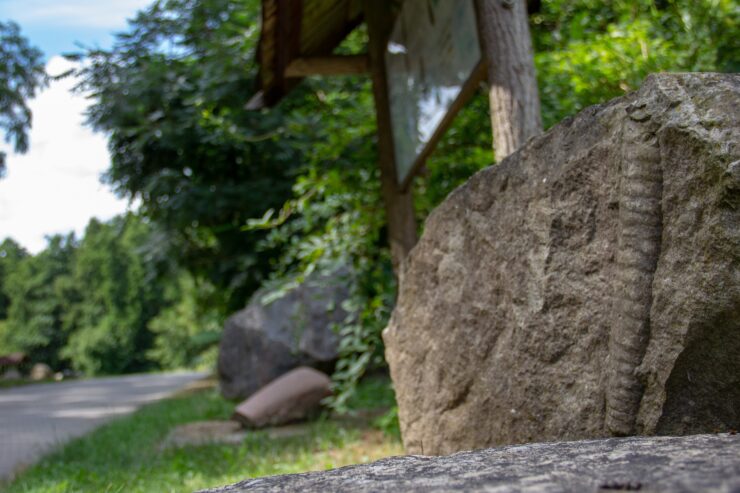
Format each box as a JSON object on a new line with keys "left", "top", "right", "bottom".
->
{"left": 385, "top": 0, "right": 484, "bottom": 188}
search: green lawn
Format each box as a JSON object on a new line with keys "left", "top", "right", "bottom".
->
{"left": 0, "top": 378, "right": 54, "bottom": 389}
{"left": 3, "top": 376, "right": 403, "bottom": 493}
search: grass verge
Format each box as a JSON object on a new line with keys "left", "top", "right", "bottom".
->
{"left": 0, "top": 378, "right": 56, "bottom": 389}
{"left": 3, "top": 376, "right": 403, "bottom": 493}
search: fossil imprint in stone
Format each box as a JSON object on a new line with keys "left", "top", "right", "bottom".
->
{"left": 384, "top": 73, "right": 740, "bottom": 455}
{"left": 606, "top": 98, "right": 664, "bottom": 436}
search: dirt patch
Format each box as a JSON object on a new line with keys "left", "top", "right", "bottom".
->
{"left": 161, "top": 420, "right": 247, "bottom": 449}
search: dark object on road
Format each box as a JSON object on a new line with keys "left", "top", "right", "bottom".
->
{"left": 231, "top": 367, "right": 332, "bottom": 428}
{"left": 199, "top": 434, "right": 740, "bottom": 493}
{"left": 218, "top": 269, "right": 348, "bottom": 400}
{"left": 384, "top": 73, "right": 740, "bottom": 455}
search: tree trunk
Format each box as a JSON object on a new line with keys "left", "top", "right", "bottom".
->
{"left": 363, "top": 0, "right": 418, "bottom": 275}
{"left": 475, "top": 0, "right": 542, "bottom": 162}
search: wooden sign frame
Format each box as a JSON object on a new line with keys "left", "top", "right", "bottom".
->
{"left": 384, "top": 0, "right": 485, "bottom": 191}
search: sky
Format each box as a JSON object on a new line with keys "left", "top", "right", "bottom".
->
{"left": 0, "top": 0, "right": 152, "bottom": 253}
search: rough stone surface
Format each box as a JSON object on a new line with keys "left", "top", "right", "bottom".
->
{"left": 160, "top": 420, "right": 246, "bottom": 448}
{"left": 265, "top": 423, "right": 313, "bottom": 440}
{"left": 218, "top": 270, "right": 348, "bottom": 400}
{"left": 231, "top": 367, "right": 332, "bottom": 428}
{"left": 30, "top": 363, "right": 53, "bottom": 381}
{"left": 384, "top": 73, "right": 740, "bottom": 455}
{"left": 199, "top": 434, "right": 740, "bottom": 492}
{"left": 1, "top": 368, "right": 21, "bottom": 381}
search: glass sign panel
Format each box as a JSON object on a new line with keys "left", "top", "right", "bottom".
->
{"left": 385, "top": 0, "right": 481, "bottom": 184}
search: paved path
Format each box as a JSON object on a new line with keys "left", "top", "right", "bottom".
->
{"left": 0, "top": 371, "right": 207, "bottom": 480}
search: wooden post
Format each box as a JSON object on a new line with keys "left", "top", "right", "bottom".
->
{"left": 284, "top": 55, "right": 370, "bottom": 78}
{"left": 475, "top": 0, "right": 542, "bottom": 162}
{"left": 363, "top": 0, "right": 418, "bottom": 275}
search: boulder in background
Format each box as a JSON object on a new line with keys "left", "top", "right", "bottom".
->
{"left": 218, "top": 269, "right": 348, "bottom": 400}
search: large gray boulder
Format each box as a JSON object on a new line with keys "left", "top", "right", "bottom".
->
{"left": 218, "top": 271, "right": 348, "bottom": 400}
{"left": 200, "top": 434, "right": 740, "bottom": 492}
{"left": 384, "top": 73, "right": 740, "bottom": 455}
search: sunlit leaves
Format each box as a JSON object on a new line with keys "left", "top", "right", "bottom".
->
{"left": 0, "top": 21, "right": 47, "bottom": 175}
{"left": 1, "top": 235, "right": 76, "bottom": 368}
{"left": 72, "top": 0, "right": 300, "bottom": 311}
{"left": 533, "top": 0, "right": 738, "bottom": 128}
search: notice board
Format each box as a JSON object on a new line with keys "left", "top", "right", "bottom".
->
{"left": 385, "top": 0, "right": 483, "bottom": 187}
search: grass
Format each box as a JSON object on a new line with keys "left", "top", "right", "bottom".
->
{"left": 0, "top": 378, "right": 55, "bottom": 389}
{"left": 3, "top": 375, "right": 403, "bottom": 493}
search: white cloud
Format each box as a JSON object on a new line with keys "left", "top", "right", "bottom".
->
{"left": 0, "top": 0, "right": 152, "bottom": 29}
{"left": 0, "top": 56, "right": 136, "bottom": 254}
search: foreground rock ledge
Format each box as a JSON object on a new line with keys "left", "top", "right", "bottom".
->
{"left": 200, "top": 434, "right": 739, "bottom": 492}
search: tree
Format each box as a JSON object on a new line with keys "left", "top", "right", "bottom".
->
{"left": 61, "top": 215, "right": 163, "bottom": 374}
{"left": 475, "top": 0, "right": 543, "bottom": 162}
{"left": 0, "top": 238, "right": 28, "bottom": 321}
{"left": 71, "top": 0, "right": 308, "bottom": 312}
{"left": 0, "top": 21, "right": 46, "bottom": 176}
{"left": 532, "top": 0, "right": 738, "bottom": 128}
{"left": 2, "top": 234, "right": 76, "bottom": 368}
{"left": 1, "top": 213, "right": 214, "bottom": 374}
{"left": 146, "top": 271, "right": 221, "bottom": 369}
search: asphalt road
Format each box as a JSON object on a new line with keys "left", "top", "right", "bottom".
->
{"left": 0, "top": 371, "right": 207, "bottom": 480}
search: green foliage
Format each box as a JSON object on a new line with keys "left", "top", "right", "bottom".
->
{"left": 246, "top": 32, "right": 492, "bottom": 412}
{"left": 71, "top": 0, "right": 316, "bottom": 312}
{"left": 60, "top": 215, "right": 163, "bottom": 374}
{"left": 146, "top": 272, "right": 221, "bottom": 370}
{"left": 1, "top": 235, "right": 76, "bottom": 369}
{"left": 243, "top": 69, "right": 393, "bottom": 411}
{"left": 532, "top": 0, "right": 739, "bottom": 127}
{"left": 343, "top": 374, "right": 401, "bottom": 438}
{"left": 0, "top": 238, "right": 28, "bottom": 321}
{"left": 344, "top": 374, "right": 398, "bottom": 410}
{"left": 242, "top": 0, "right": 739, "bottom": 411}
{"left": 4, "top": 384, "right": 403, "bottom": 493}
{"left": 0, "top": 21, "right": 47, "bottom": 176}
{"left": 11, "top": 0, "right": 727, "bottom": 396}
{"left": 0, "top": 214, "right": 220, "bottom": 374}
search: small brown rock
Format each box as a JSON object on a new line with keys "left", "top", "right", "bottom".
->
{"left": 30, "top": 363, "right": 53, "bottom": 381}
{"left": 232, "top": 367, "right": 332, "bottom": 428}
